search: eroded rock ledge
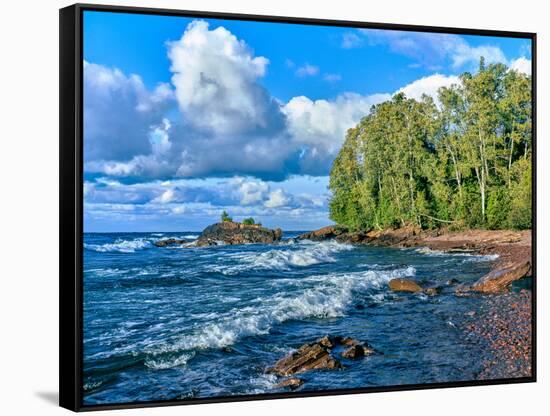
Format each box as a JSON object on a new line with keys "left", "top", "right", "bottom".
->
{"left": 268, "top": 335, "right": 375, "bottom": 389}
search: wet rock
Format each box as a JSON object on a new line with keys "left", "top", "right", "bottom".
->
{"left": 317, "top": 335, "right": 341, "bottom": 349}
{"left": 297, "top": 225, "right": 348, "bottom": 241}
{"left": 446, "top": 278, "right": 459, "bottom": 285}
{"left": 275, "top": 377, "right": 304, "bottom": 390}
{"left": 471, "top": 260, "right": 531, "bottom": 293}
{"left": 388, "top": 278, "right": 423, "bottom": 293}
{"left": 341, "top": 345, "right": 365, "bottom": 359}
{"left": 424, "top": 286, "right": 442, "bottom": 296}
{"left": 153, "top": 238, "right": 189, "bottom": 247}
{"left": 268, "top": 336, "right": 376, "bottom": 376}
{"left": 196, "top": 221, "right": 283, "bottom": 246}
{"left": 267, "top": 341, "right": 342, "bottom": 376}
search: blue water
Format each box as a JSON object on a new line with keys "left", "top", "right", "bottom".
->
{"left": 83, "top": 231, "right": 500, "bottom": 405}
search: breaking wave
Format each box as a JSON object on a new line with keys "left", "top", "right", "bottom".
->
{"left": 84, "top": 238, "right": 153, "bottom": 253}
{"left": 211, "top": 240, "right": 355, "bottom": 274}
{"left": 150, "top": 265, "right": 415, "bottom": 354}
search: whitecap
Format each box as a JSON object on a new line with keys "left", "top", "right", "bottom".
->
{"left": 414, "top": 246, "right": 499, "bottom": 262}
{"left": 210, "top": 240, "right": 354, "bottom": 275}
{"left": 84, "top": 237, "right": 152, "bottom": 253}
{"left": 144, "top": 352, "right": 195, "bottom": 370}
{"left": 148, "top": 266, "right": 415, "bottom": 354}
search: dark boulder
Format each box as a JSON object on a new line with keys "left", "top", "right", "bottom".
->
{"left": 153, "top": 238, "right": 189, "bottom": 247}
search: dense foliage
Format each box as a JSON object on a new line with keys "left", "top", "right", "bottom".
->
{"left": 329, "top": 60, "right": 532, "bottom": 231}
{"left": 242, "top": 217, "right": 256, "bottom": 225}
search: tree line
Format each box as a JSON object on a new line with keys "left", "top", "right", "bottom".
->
{"left": 329, "top": 59, "right": 532, "bottom": 231}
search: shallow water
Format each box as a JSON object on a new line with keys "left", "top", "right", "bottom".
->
{"left": 83, "top": 231, "right": 501, "bottom": 405}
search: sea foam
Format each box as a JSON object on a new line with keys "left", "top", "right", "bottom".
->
{"left": 414, "top": 246, "right": 499, "bottom": 262}
{"left": 211, "top": 240, "right": 354, "bottom": 275}
{"left": 84, "top": 238, "right": 153, "bottom": 253}
{"left": 149, "top": 265, "right": 415, "bottom": 355}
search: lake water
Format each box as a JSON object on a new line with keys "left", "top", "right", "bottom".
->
{"left": 82, "top": 231, "right": 500, "bottom": 405}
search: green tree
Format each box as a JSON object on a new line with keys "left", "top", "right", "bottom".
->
{"left": 242, "top": 217, "right": 255, "bottom": 225}
{"left": 221, "top": 210, "right": 232, "bottom": 222}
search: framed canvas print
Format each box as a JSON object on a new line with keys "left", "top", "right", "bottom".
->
{"left": 59, "top": 3, "right": 536, "bottom": 411}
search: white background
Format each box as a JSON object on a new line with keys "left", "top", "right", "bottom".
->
{"left": 0, "top": 0, "right": 547, "bottom": 414}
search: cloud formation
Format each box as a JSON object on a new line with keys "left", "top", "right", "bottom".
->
{"left": 357, "top": 29, "right": 507, "bottom": 70}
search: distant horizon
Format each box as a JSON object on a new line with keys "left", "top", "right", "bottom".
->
{"left": 83, "top": 11, "right": 531, "bottom": 232}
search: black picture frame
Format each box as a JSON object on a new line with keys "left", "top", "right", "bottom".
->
{"left": 59, "top": 3, "right": 537, "bottom": 412}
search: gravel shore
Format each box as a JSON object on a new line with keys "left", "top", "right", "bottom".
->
{"left": 464, "top": 289, "right": 532, "bottom": 379}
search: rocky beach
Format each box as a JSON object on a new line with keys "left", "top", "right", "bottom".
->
{"left": 149, "top": 222, "right": 533, "bottom": 390}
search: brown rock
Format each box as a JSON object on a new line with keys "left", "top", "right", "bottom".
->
{"left": 388, "top": 278, "right": 423, "bottom": 293}
{"left": 268, "top": 340, "right": 342, "bottom": 376}
{"left": 275, "top": 377, "right": 304, "bottom": 390}
{"left": 297, "top": 225, "right": 348, "bottom": 241}
{"left": 317, "top": 335, "right": 340, "bottom": 349}
{"left": 341, "top": 345, "right": 365, "bottom": 359}
{"left": 424, "top": 286, "right": 442, "bottom": 296}
{"left": 471, "top": 260, "right": 531, "bottom": 293}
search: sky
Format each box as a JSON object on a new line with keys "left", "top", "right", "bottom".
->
{"left": 82, "top": 10, "right": 532, "bottom": 232}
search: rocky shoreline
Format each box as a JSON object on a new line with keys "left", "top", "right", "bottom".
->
{"left": 155, "top": 222, "right": 532, "bottom": 383}
{"left": 296, "top": 225, "right": 532, "bottom": 294}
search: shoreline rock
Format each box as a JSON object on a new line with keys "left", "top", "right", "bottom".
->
{"left": 300, "top": 225, "right": 532, "bottom": 295}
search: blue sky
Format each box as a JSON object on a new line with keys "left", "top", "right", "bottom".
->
{"left": 83, "top": 10, "right": 532, "bottom": 232}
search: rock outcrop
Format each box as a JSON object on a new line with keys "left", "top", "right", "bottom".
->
{"left": 297, "top": 225, "right": 348, "bottom": 241}
{"left": 267, "top": 336, "right": 374, "bottom": 378}
{"left": 194, "top": 221, "right": 283, "bottom": 246}
{"left": 470, "top": 260, "right": 531, "bottom": 293}
{"left": 267, "top": 339, "right": 342, "bottom": 376}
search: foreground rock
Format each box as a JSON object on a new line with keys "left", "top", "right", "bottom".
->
{"left": 195, "top": 221, "right": 283, "bottom": 246}
{"left": 267, "top": 336, "right": 374, "bottom": 377}
{"left": 470, "top": 260, "right": 531, "bottom": 293}
{"left": 267, "top": 339, "right": 341, "bottom": 376}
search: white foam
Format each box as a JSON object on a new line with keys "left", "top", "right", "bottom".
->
{"left": 211, "top": 240, "right": 354, "bottom": 275}
{"left": 415, "top": 247, "right": 499, "bottom": 262}
{"left": 84, "top": 238, "right": 152, "bottom": 253}
{"left": 144, "top": 352, "right": 195, "bottom": 370}
{"left": 153, "top": 266, "right": 415, "bottom": 354}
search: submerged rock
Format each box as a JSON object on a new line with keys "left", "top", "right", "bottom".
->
{"left": 195, "top": 221, "right": 283, "bottom": 246}
{"left": 388, "top": 278, "right": 423, "bottom": 293}
{"left": 471, "top": 260, "right": 531, "bottom": 293}
{"left": 275, "top": 377, "right": 304, "bottom": 390}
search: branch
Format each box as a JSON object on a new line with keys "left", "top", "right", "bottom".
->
{"left": 419, "top": 213, "right": 457, "bottom": 224}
